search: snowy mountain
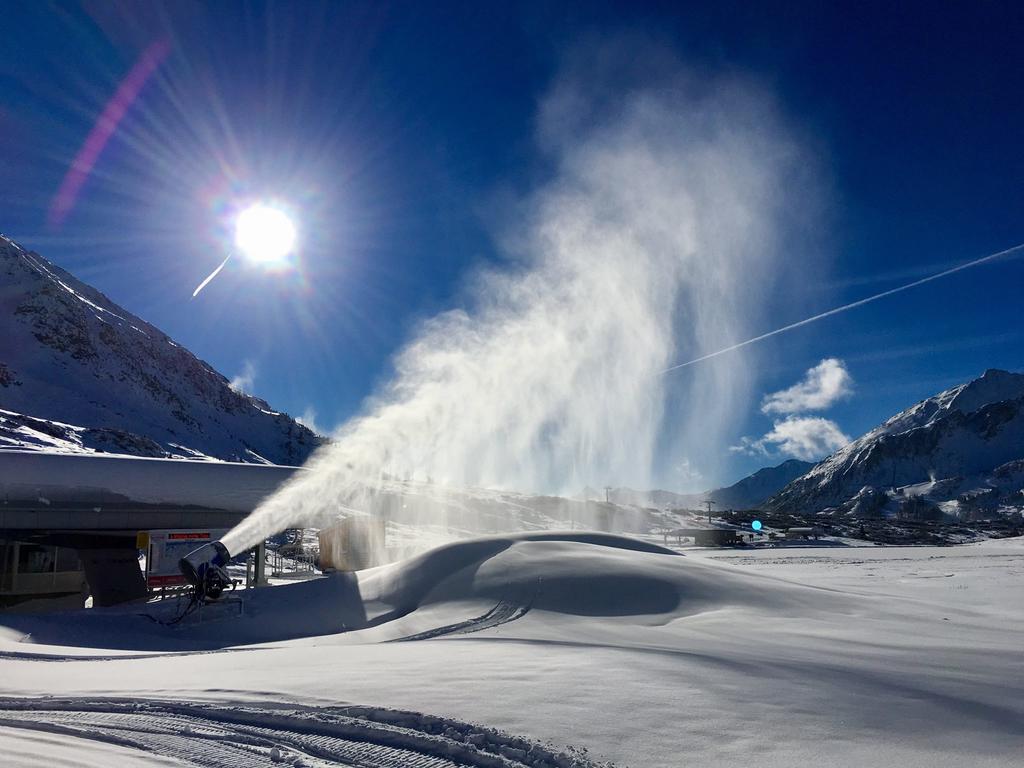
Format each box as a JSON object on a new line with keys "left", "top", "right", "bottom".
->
{"left": 581, "top": 459, "right": 815, "bottom": 511}
{"left": 768, "top": 369, "right": 1024, "bottom": 518}
{"left": 0, "top": 234, "right": 321, "bottom": 464}
{"left": 580, "top": 486, "right": 701, "bottom": 509}
{"left": 707, "top": 458, "right": 815, "bottom": 509}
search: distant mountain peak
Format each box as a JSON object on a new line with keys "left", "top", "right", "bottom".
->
{"left": 705, "top": 458, "right": 815, "bottom": 509}
{"left": 577, "top": 457, "right": 817, "bottom": 511}
{"left": 946, "top": 368, "right": 1024, "bottom": 415}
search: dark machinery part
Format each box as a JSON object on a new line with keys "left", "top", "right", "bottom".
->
{"left": 179, "top": 541, "right": 234, "bottom": 602}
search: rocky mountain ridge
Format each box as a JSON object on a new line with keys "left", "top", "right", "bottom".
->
{"left": 769, "top": 368, "right": 1024, "bottom": 519}
{"left": 0, "top": 234, "right": 320, "bottom": 464}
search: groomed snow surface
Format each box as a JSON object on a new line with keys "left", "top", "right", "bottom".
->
{"left": 1, "top": 532, "right": 1022, "bottom": 767}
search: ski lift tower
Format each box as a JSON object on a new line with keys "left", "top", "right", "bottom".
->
{"left": 704, "top": 499, "right": 716, "bottom": 525}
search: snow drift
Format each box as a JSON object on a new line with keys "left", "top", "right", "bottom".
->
{"left": 2, "top": 536, "right": 1022, "bottom": 768}
{"left": 0, "top": 532, "right": 857, "bottom": 651}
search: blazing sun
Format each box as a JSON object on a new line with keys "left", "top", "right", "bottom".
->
{"left": 234, "top": 204, "right": 297, "bottom": 265}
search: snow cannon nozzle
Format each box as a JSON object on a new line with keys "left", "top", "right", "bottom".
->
{"left": 179, "top": 541, "right": 233, "bottom": 602}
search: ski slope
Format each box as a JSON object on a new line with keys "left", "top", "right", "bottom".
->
{"left": 1, "top": 533, "right": 1022, "bottom": 767}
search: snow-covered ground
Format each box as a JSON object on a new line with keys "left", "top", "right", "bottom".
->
{"left": 1, "top": 533, "right": 1021, "bottom": 767}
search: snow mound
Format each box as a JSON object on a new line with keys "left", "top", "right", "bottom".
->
{"left": 0, "top": 532, "right": 856, "bottom": 653}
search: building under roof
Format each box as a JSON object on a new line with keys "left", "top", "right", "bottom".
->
{"left": 1, "top": 451, "right": 300, "bottom": 609}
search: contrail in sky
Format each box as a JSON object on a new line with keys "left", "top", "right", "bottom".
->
{"left": 192, "top": 253, "right": 232, "bottom": 298}
{"left": 663, "top": 241, "right": 1024, "bottom": 374}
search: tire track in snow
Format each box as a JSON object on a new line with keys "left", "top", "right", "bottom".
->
{"left": 389, "top": 600, "right": 531, "bottom": 643}
{"left": 390, "top": 579, "right": 541, "bottom": 643}
{"left": 0, "top": 647, "right": 259, "bottom": 663}
{"left": 0, "top": 697, "right": 605, "bottom": 767}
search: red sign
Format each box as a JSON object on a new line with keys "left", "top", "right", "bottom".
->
{"left": 145, "top": 528, "right": 227, "bottom": 589}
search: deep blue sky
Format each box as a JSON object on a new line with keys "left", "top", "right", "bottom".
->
{"left": 2, "top": 1, "right": 1022, "bottom": 489}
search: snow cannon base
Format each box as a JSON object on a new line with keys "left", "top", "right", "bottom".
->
{"left": 179, "top": 541, "right": 234, "bottom": 602}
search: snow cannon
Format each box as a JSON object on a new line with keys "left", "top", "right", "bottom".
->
{"left": 179, "top": 541, "right": 233, "bottom": 601}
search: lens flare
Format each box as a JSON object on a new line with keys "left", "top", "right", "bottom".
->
{"left": 234, "top": 204, "right": 297, "bottom": 264}
{"left": 48, "top": 39, "right": 171, "bottom": 228}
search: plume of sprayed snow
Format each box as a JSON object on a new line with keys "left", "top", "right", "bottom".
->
{"left": 296, "top": 407, "right": 325, "bottom": 437}
{"left": 221, "top": 45, "right": 817, "bottom": 554}
{"left": 228, "top": 360, "right": 256, "bottom": 395}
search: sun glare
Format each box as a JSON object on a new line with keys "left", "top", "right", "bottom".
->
{"left": 234, "top": 204, "right": 296, "bottom": 264}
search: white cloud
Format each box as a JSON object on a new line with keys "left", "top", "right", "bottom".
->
{"left": 763, "top": 416, "right": 850, "bottom": 460}
{"left": 732, "top": 416, "right": 850, "bottom": 461}
{"left": 229, "top": 361, "right": 256, "bottom": 394}
{"left": 761, "top": 358, "right": 852, "bottom": 415}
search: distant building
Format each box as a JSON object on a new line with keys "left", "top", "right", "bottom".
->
{"left": 784, "top": 527, "right": 821, "bottom": 540}
{"left": 670, "top": 528, "right": 743, "bottom": 546}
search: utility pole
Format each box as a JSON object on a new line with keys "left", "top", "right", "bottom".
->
{"left": 604, "top": 486, "right": 613, "bottom": 504}
{"left": 704, "top": 499, "right": 715, "bottom": 525}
